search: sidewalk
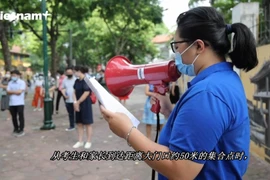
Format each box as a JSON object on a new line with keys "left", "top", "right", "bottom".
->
{"left": 0, "top": 85, "right": 270, "bottom": 180}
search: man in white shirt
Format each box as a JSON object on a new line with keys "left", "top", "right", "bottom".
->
{"left": 61, "top": 67, "right": 76, "bottom": 131}
{"left": 7, "top": 70, "right": 26, "bottom": 137}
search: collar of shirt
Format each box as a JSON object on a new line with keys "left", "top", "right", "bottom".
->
{"left": 187, "top": 62, "right": 233, "bottom": 88}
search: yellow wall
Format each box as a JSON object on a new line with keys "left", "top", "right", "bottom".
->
{"left": 240, "top": 44, "right": 270, "bottom": 103}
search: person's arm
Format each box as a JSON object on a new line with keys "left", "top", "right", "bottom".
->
{"left": 49, "top": 85, "right": 56, "bottom": 92}
{"left": 61, "top": 88, "right": 67, "bottom": 98}
{"left": 7, "top": 82, "right": 25, "bottom": 95}
{"left": 73, "top": 90, "right": 77, "bottom": 102}
{"left": 77, "top": 91, "right": 90, "bottom": 104}
{"left": 76, "top": 80, "right": 91, "bottom": 104}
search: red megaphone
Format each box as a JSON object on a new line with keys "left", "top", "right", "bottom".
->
{"left": 105, "top": 56, "right": 181, "bottom": 113}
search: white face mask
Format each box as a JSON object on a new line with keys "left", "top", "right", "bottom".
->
{"left": 5, "top": 74, "right": 11, "bottom": 78}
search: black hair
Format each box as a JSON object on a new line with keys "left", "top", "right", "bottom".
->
{"left": 176, "top": 6, "right": 258, "bottom": 72}
{"left": 57, "top": 69, "right": 64, "bottom": 75}
{"left": 11, "top": 70, "right": 20, "bottom": 75}
{"left": 74, "top": 65, "right": 88, "bottom": 74}
{"left": 65, "top": 66, "right": 73, "bottom": 71}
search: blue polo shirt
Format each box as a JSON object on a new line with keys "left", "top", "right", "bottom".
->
{"left": 158, "top": 62, "right": 249, "bottom": 180}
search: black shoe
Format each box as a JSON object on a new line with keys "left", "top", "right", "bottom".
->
{"left": 15, "top": 131, "right": 25, "bottom": 137}
{"left": 12, "top": 130, "right": 19, "bottom": 136}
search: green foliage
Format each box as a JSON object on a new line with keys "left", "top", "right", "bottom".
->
{"left": 2, "top": 0, "right": 165, "bottom": 72}
{"left": 57, "top": 0, "right": 164, "bottom": 66}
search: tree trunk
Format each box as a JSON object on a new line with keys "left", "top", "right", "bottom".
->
{"left": 0, "top": 21, "right": 11, "bottom": 71}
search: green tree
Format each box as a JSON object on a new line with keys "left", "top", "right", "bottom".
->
{"left": 9, "top": 0, "right": 94, "bottom": 76}
{"left": 57, "top": 1, "right": 165, "bottom": 68}
{"left": 92, "top": 0, "right": 163, "bottom": 60}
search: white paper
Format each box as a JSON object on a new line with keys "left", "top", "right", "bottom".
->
{"left": 84, "top": 77, "right": 140, "bottom": 127}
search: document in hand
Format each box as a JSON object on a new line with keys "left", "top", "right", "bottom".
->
{"left": 83, "top": 77, "right": 140, "bottom": 127}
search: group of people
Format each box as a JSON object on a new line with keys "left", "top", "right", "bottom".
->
{"left": 0, "top": 66, "right": 108, "bottom": 149}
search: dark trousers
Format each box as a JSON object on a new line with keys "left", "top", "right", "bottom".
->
{"left": 9, "top": 105, "right": 25, "bottom": 132}
{"left": 55, "top": 90, "right": 63, "bottom": 112}
{"left": 65, "top": 103, "right": 75, "bottom": 128}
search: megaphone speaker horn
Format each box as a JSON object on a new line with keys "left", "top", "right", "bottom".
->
{"left": 105, "top": 56, "right": 181, "bottom": 100}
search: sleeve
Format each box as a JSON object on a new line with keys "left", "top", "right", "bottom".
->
{"left": 169, "top": 91, "right": 231, "bottom": 164}
{"left": 83, "top": 80, "right": 91, "bottom": 92}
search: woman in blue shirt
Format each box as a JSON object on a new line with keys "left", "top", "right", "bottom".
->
{"left": 101, "top": 6, "right": 258, "bottom": 180}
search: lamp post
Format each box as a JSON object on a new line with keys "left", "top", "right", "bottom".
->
{"left": 40, "top": 0, "right": 55, "bottom": 130}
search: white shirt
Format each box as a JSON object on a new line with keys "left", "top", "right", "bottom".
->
{"left": 62, "top": 77, "right": 76, "bottom": 103}
{"left": 7, "top": 79, "right": 26, "bottom": 106}
{"left": 35, "top": 79, "right": 43, "bottom": 86}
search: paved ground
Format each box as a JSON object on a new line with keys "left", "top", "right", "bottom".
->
{"left": 0, "top": 85, "right": 270, "bottom": 180}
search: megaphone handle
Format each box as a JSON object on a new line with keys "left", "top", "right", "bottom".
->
{"left": 151, "top": 100, "right": 160, "bottom": 114}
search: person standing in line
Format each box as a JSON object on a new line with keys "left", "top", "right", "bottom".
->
{"left": 55, "top": 70, "right": 66, "bottom": 114}
{"left": 73, "top": 65, "right": 94, "bottom": 149}
{"left": 61, "top": 67, "right": 76, "bottom": 131}
{"left": 142, "top": 84, "right": 166, "bottom": 140}
{"left": 1, "top": 71, "right": 12, "bottom": 121}
{"left": 32, "top": 74, "right": 44, "bottom": 111}
{"left": 7, "top": 70, "right": 26, "bottom": 137}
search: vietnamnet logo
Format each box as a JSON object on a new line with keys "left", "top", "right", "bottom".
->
{"left": 0, "top": 11, "right": 51, "bottom": 21}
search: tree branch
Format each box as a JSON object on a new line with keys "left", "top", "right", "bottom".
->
{"left": 20, "top": 20, "right": 43, "bottom": 41}
{"left": 101, "top": 9, "right": 117, "bottom": 42}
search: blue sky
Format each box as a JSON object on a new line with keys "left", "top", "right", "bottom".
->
{"left": 160, "top": 0, "right": 211, "bottom": 31}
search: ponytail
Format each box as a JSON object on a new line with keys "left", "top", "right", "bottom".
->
{"left": 228, "top": 23, "right": 258, "bottom": 72}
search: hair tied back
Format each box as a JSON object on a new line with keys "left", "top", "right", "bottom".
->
{"left": 226, "top": 24, "right": 233, "bottom": 34}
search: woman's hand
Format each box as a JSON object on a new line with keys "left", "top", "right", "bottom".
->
{"left": 151, "top": 93, "right": 173, "bottom": 118}
{"left": 74, "top": 102, "right": 80, "bottom": 112}
{"left": 100, "top": 105, "right": 133, "bottom": 139}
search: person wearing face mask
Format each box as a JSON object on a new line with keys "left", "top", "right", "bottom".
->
{"left": 72, "top": 65, "right": 94, "bottom": 149}
{"left": 32, "top": 74, "right": 44, "bottom": 111}
{"left": 55, "top": 69, "right": 66, "bottom": 114}
{"left": 1, "top": 71, "right": 12, "bottom": 121}
{"left": 99, "top": 7, "right": 259, "bottom": 180}
{"left": 7, "top": 70, "right": 26, "bottom": 137}
{"left": 61, "top": 67, "right": 76, "bottom": 131}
